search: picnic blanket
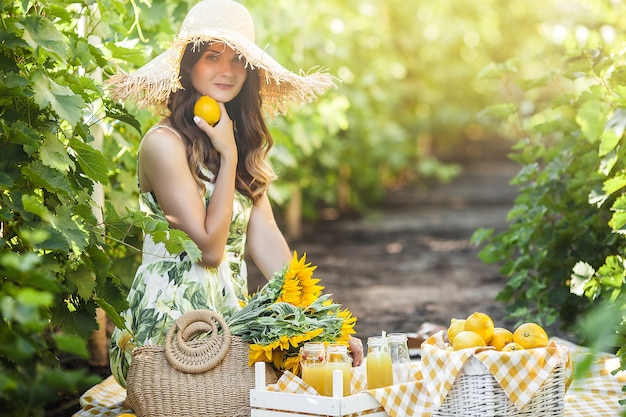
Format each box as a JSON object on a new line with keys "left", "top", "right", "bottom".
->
{"left": 73, "top": 337, "right": 625, "bottom": 417}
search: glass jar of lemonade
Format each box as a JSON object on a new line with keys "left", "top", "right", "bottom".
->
{"left": 323, "top": 343, "right": 352, "bottom": 396}
{"left": 300, "top": 342, "right": 326, "bottom": 395}
{"left": 389, "top": 333, "right": 412, "bottom": 384}
{"left": 366, "top": 336, "right": 393, "bottom": 389}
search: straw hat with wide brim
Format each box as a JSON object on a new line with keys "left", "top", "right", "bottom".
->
{"left": 107, "top": 0, "right": 335, "bottom": 115}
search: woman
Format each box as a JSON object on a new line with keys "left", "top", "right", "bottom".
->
{"left": 107, "top": 0, "right": 363, "bottom": 388}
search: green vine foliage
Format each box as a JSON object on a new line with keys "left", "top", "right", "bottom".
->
{"left": 0, "top": 1, "right": 198, "bottom": 415}
{"left": 471, "top": 4, "right": 626, "bottom": 385}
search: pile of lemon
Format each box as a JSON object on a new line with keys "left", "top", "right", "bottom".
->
{"left": 447, "top": 312, "right": 549, "bottom": 352}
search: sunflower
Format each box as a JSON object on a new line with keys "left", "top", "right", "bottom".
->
{"left": 227, "top": 252, "right": 357, "bottom": 376}
{"left": 276, "top": 252, "right": 324, "bottom": 308}
{"left": 289, "top": 327, "right": 324, "bottom": 347}
{"left": 336, "top": 308, "right": 357, "bottom": 342}
{"left": 248, "top": 343, "right": 274, "bottom": 364}
{"left": 282, "top": 353, "right": 302, "bottom": 375}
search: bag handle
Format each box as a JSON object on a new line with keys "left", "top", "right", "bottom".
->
{"left": 164, "top": 309, "right": 232, "bottom": 374}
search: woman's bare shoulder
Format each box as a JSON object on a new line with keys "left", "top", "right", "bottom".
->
{"left": 138, "top": 122, "right": 189, "bottom": 193}
{"left": 140, "top": 122, "right": 186, "bottom": 156}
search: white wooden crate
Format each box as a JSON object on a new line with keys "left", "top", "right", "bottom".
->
{"left": 250, "top": 362, "right": 390, "bottom": 417}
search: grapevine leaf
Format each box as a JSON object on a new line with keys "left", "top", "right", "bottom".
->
{"left": 576, "top": 99, "right": 606, "bottom": 142}
{"left": 22, "top": 160, "right": 73, "bottom": 197}
{"left": 105, "top": 41, "right": 151, "bottom": 66}
{"left": 94, "top": 297, "right": 127, "bottom": 330}
{"left": 50, "top": 205, "right": 90, "bottom": 252}
{"left": 5, "top": 120, "right": 40, "bottom": 148}
{"left": 50, "top": 300, "right": 98, "bottom": 340}
{"left": 84, "top": 247, "right": 112, "bottom": 286}
{"left": 40, "top": 132, "right": 74, "bottom": 172}
{"left": 51, "top": 333, "right": 89, "bottom": 359}
{"left": 596, "top": 256, "right": 626, "bottom": 289}
{"left": 31, "top": 71, "right": 85, "bottom": 127}
{"left": 19, "top": 15, "right": 67, "bottom": 60}
{"left": 599, "top": 129, "right": 620, "bottom": 158}
{"left": 0, "top": 71, "right": 29, "bottom": 99}
{"left": 603, "top": 173, "right": 626, "bottom": 196}
{"left": 64, "top": 264, "right": 96, "bottom": 301}
{"left": 601, "top": 108, "right": 626, "bottom": 156}
{"left": 22, "top": 194, "right": 52, "bottom": 219}
{"left": 104, "top": 100, "right": 143, "bottom": 135}
{"left": 68, "top": 137, "right": 110, "bottom": 184}
{"left": 609, "top": 211, "right": 626, "bottom": 234}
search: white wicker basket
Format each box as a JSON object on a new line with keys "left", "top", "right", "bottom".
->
{"left": 432, "top": 352, "right": 567, "bottom": 417}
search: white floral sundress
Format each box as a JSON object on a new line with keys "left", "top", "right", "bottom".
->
{"left": 109, "top": 125, "right": 253, "bottom": 388}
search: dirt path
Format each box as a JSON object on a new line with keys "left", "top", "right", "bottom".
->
{"left": 250, "top": 160, "right": 521, "bottom": 341}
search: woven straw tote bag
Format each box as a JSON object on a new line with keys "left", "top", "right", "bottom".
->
{"left": 126, "top": 309, "right": 280, "bottom": 417}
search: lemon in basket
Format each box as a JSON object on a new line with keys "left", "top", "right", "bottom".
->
{"left": 464, "top": 312, "right": 495, "bottom": 344}
{"left": 451, "top": 330, "right": 485, "bottom": 350}
{"left": 501, "top": 342, "right": 525, "bottom": 352}
{"left": 513, "top": 322, "right": 549, "bottom": 349}
{"left": 489, "top": 327, "right": 513, "bottom": 351}
{"left": 447, "top": 318, "right": 466, "bottom": 343}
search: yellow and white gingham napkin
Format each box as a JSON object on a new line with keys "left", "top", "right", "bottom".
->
{"left": 557, "top": 337, "right": 626, "bottom": 417}
{"left": 421, "top": 332, "right": 571, "bottom": 411}
{"left": 474, "top": 340, "right": 568, "bottom": 409}
{"left": 420, "top": 331, "right": 475, "bottom": 410}
{"left": 366, "top": 380, "right": 431, "bottom": 417}
{"left": 267, "top": 370, "right": 321, "bottom": 395}
{"left": 364, "top": 362, "right": 428, "bottom": 417}
{"left": 71, "top": 375, "right": 131, "bottom": 417}
{"left": 351, "top": 363, "right": 368, "bottom": 393}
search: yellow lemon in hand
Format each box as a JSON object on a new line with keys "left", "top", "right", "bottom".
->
{"left": 452, "top": 330, "right": 486, "bottom": 350}
{"left": 489, "top": 327, "right": 513, "bottom": 351}
{"left": 194, "top": 95, "right": 221, "bottom": 126}
{"left": 464, "top": 312, "right": 495, "bottom": 344}
{"left": 513, "top": 322, "right": 549, "bottom": 349}
{"left": 447, "top": 318, "right": 466, "bottom": 344}
{"left": 117, "top": 414, "right": 137, "bottom": 417}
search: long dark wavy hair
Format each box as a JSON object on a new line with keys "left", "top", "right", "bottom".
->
{"left": 167, "top": 41, "right": 276, "bottom": 203}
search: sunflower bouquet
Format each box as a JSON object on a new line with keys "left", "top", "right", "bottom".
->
{"left": 226, "top": 252, "right": 357, "bottom": 376}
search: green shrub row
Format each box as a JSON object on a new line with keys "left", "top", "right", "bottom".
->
{"left": 472, "top": 29, "right": 626, "bottom": 405}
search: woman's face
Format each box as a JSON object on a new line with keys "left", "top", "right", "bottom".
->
{"left": 189, "top": 42, "right": 248, "bottom": 103}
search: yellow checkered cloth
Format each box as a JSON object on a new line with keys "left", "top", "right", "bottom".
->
{"left": 73, "top": 337, "right": 625, "bottom": 417}
{"left": 267, "top": 371, "right": 319, "bottom": 395}
{"left": 421, "top": 333, "right": 570, "bottom": 410}
{"left": 559, "top": 337, "right": 626, "bottom": 417}
{"left": 366, "top": 380, "right": 431, "bottom": 417}
{"left": 72, "top": 376, "right": 130, "bottom": 417}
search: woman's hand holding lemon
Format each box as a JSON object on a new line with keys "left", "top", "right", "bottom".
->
{"left": 193, "top": 96, "right": 237, "bottom": 160}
